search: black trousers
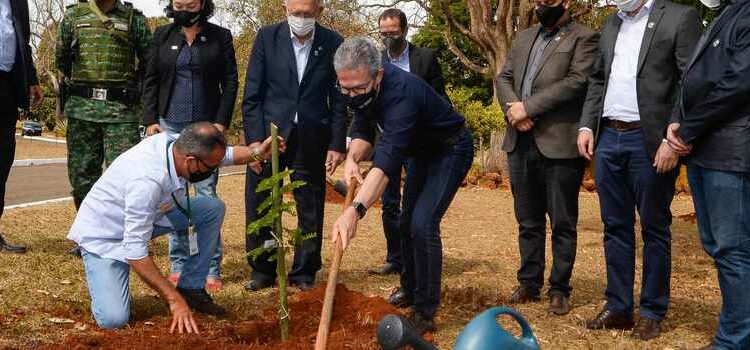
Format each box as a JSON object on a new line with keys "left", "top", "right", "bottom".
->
{"left": 508, "top": 133, "right": 585, "bottom": 297}
{"left": 0, "top": 72, "right": 18, "bottom": 220}
{"left": 244, "top": 127, "right": 326, "bottom": 284}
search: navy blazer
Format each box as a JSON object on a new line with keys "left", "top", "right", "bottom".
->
{"left": 9, "top": 0, "right": 38, "bottom": 110}
{"left": 676, "top": 0, "right": 750, "bottom": 173}
{"left": 142, "top": 23, "right": 239, "bottom": 127}
{"left": 242, "top": 22, "right": 347, "bottom": 154}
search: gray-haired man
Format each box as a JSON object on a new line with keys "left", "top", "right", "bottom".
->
{"left": 331, "top": 37, "right": 473, "bottom": 334}
{"left": 68, "top": 122, "right": 282, "bottom": 332}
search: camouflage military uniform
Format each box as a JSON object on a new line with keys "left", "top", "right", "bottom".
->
{"left": 56, "top": 0, "right": 151, "bottom": 207}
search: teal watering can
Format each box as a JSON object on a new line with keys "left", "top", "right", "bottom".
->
{"left": 453, "top": 307, "right": 540, "bottom": 350}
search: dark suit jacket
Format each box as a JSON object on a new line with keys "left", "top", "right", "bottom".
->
{"left": 142, "top": 23, "right": 238, "bottom": 127}
{"left": 380, "top": 42, "right": 448, "bottom": 101}
{"left": 580, "top": 0, "right": 702, "bottom": 161}
{"left": 676, "top": 0, "right": 750, "bottom": 173}
{"left": 497, "top": 16, "right": 599, "bottom": 159}
{"left": 242, "top": 22, "right": 347, "bottom": 155}
{"left": 9, "top": 0, "right": 38, "bottom": 110}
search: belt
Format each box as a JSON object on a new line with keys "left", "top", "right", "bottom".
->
{"left": 603, "top": 118, "right": 641, "bottom": 131}
{"left": 68, "top": 85, "right": 137, "bottom": 105}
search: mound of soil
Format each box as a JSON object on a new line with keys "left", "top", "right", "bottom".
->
{"left": 42, "top": 284, "right": 400, "bottom": 350}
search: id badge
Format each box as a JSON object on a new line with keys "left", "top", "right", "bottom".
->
{"left": 188, "top": 224, "right": 199, "bottom": 256}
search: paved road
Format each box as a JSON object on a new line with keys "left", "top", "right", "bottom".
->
{"left": 5, "top": 163, "right": 247, "bottom": 207}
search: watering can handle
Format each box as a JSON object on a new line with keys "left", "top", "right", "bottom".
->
{"left": 490, "top": 307, "right": 536, "bottom": 341}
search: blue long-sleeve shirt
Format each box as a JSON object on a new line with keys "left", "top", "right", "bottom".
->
{"left": 349, "top": 63, "right": 465, "bottom": 181}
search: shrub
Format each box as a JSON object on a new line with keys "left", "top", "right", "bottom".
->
{"left": 447, "top": 85, "right": 505, "bottom": 143}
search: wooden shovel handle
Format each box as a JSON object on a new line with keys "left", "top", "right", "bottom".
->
{"left": 315, "top": 177, "right": 359, "bottom": 350}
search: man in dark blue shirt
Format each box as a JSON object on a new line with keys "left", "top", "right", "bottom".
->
{"left": 331, "top": 37, "right": 474, "bottom": 334}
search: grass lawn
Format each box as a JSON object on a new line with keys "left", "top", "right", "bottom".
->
{"left": 0, "top": 175, "right": 718, "bottom": 349}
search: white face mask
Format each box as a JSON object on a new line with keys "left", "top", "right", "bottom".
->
{"left": 700, "top": 0, "right": 721, "bottom": 9}
{"left": 615, "top": 0, "right": 643, "bottom": 12}
{"left": 288, "top": 15, "right": 316, "bottom": 36}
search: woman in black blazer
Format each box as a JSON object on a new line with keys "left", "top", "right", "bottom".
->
{"left": 142, "top": 0, "right": 238, "bottom": 291}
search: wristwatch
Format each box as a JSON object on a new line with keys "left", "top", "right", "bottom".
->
{"left": 351, "top": 201, "right": 367, "bottom": 219}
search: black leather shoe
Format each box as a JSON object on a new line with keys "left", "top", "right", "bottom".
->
{"left": 548, "top": 294, "right": 570, "bottom": 316}
{"left": 631, "top": 317, "right": 661, "bottom": 340}
{"left": 244, "top": 278, "right": 274, "bottom": 292}
{"left": 508, "top": 286, "right": 541, "bottom": 304}
{"left": 291, "top": 280, "right": 315, "bottom": 291}
{"left": 0, "top": 233, "right": 26, "bottom": 254}
{"left": 68, "top": 245, "right": 82, "bottom": 257}
{"left": 388, "top": 288, "right": 413, "bottom": 308}
{"left": 176, "top": 287, "right": 226, "bottom": 316}
{"left": 369, "top": 262, "right": 400, "bottom": 276}
{"left": 408, "top": 311, "right": 436, "bottom": 335}
{"left": 586, "top": 309, "right": 635, "bottom": 330}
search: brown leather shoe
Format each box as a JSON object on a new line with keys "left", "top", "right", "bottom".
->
{"left": 508, "top": 286, "right": 541, "bottom": 304}
{"left": 548, "top": 294, "right": 570, "bottom": 315}
{"left": 631, "top": 317, "right": 661, "bottom": 340}
{"left": 0, "top": 233, "right": 26, "bottom": 254}
{"left": 585, "top": 309, "right": 635, "bottom": 330}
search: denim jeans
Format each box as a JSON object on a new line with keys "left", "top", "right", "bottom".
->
{"left": 81, "top": 196, "right": 226, "bottom": 329}
{"left": 688, "top": 165, "right": 750, "bottom": 349}
{"left": 159, "top": 119, "right": 222, "bottom": 278}
{"left": 595, "top": 127, "right": 676, "bottom": 321}
{"left": 399, "top": 128, "right": 474, "bottom": 318}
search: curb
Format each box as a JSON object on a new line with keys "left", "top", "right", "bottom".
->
{"left": 12, "top": 158, "right": 67, "bottom": 167}
{"left": 15, "top": 133, "right": 67, "bottom": 144}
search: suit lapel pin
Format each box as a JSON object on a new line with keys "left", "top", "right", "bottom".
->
{"left": 200, "top": 36, "right": 206, "bottom": 42}
{"left": 713, "top": 39, "right": 721, "bottom": 47}
{"left": 647, "top": 22, "right": 655, "bottom": 29}
{"left": 171, "top": 45, "right": 178, "bottom": 50}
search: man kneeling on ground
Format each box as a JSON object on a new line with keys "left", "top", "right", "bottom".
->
{"left": 67, "top": 122, "right": 283, "bottom": 332}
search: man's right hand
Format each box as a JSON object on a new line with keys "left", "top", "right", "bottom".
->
{"left": 343, "top": 158, "right": 364, "bottom": 184}
{"left": 146, "top": 124, "right": 163, "bottom": 136}
{"left": 169, "top": 296, "right": 199, "bottom": 334}
{"left": 577, "top": 130, "right": 595, "bottom": 161}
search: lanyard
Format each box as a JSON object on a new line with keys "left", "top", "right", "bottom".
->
{"left": 166, "top": 142, "right": 192, "bottom": 226}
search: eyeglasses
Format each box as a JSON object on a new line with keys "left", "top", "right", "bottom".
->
{"left": 379, "top": 31, "right": 402, "bottom": 39}
{"left": 288, "top": 10, "right": 317, "bottom": 18}
{"left": 189, "top": 155, "right": 219, "bottom": 172}
{"left": 336, "top": 78, "right": 374, "bottom": 96}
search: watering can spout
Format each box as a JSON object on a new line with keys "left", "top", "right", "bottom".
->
{"left": 453, "top": 307, "right": 540, "bottom": 350}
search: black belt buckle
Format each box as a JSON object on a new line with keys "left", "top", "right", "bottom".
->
{"left": 91, "top": 88, "right": 108, "bottom": 102}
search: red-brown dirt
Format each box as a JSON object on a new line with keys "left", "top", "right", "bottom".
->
{"left": 39, "top": 284, "right": 402, "bottom": 350}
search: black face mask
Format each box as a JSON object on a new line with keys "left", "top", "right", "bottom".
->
{"left": 535, "top": 4, "right": 565, "bottom": 29}
{"left": 173, "top": 10, "right": 202, "bottom": 28}
{"left": 187, "top": 158, "right": 216, "bottom": 183}
{"left": 347, "top": 85, "right": 379, "bottom": 112}
{"left": 383, "top": 36, "right": 406, "bottom": 54}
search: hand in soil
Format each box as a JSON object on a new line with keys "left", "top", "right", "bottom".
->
{"left": 170, "top": 298, "right": 199, "bottom": 334}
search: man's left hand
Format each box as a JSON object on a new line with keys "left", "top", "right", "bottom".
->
{"left": 653, "top": 141, "right": 679, "bottom": 174}
{"left": 326, "top": 150, "right": 345, "bottom": 174}
{"left": 506, "top": 102, "right": 529, "bottom": 123}
{"left": 29, "top": 85, "right": 43, "bottom": 109}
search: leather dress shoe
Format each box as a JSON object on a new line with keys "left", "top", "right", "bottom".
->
{"left": 244, "top": 278, "right": 274, "bottom": 292}
{"left": 586, "top": 309, "right": 635, "bottom": 330}
{"left": 68, "top": 245, "right": 82, "bottom": 257}
{"left": 631, "top": 317, "right": 661, "bottom": 340}
{"left": 368, "top": 262, "right": 400, "bottom": 276}
{"left": 408, "top": 311, "right": 436, "bottom": 335}
{"left": 0, "top": 233, "right": 26, "bottom": 254}
{"left": 291, "top": 280, "right": 315, "bottom": 291}
{"left": 508, "top": 286, "right": 541, "bottom": 304}
{"left": 388, "top": 288, "right": 413, "bottom": 308}
{"left": 176, "top": 287, "right": 226, "bottom": 316}
{"left": 548, "top": 294, "right": 570, "bottom": 316}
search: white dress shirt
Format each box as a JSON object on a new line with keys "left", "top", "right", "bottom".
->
{"left": 0, "top": 0, "right": 17, "bottom": 72}
{"left": 601, "top": 0, "right": 654, "bottom": 122}
{"left": 67, "top": 133, "right": 234, "bottom": 263}
{"left": 290, "top": 28, "right": 315, "bottom": 124}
